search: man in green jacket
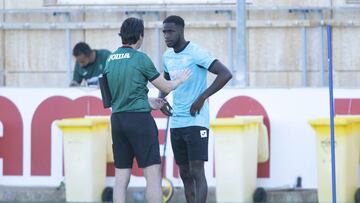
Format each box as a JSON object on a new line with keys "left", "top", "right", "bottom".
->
{"left": 70, "top": 42, "right": 111, "bottom": 86}
{"left": 104, "top": 17, "right": 190, "bottom": 203}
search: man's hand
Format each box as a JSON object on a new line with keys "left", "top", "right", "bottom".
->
{"left": 87, "top": 76, "right": 99, "bottom": 86}
{"left": 160, "top": 99, "right": 173, "bottom": 116}
{"left": 190, "top": 95, "right": 205, "bottom": 116}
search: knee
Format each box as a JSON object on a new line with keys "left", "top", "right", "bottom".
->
{"left": 179, "top": 167, "right": 193, "bottom": 182}
{"left": 115, "top": 174, "right": 130, "bottom": 187}
{"left": 189, "top": 166, "right": 205, "bottom": 180}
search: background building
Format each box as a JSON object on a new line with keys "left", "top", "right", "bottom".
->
{"left": 1, "top": 0, "right": 359, "bottom": 87}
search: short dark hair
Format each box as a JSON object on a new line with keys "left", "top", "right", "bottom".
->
{"left": 163, "top": 15, "right": 185, "bottom": 28}
{"left": 119, "top": 17, "right": 144, "bottom": 45}
{"left": 73, "top": 42, "right": 92, "bottom": 57}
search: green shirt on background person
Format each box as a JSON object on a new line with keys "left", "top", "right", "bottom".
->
{"left": 72, "top": 49, "right": 111, "bottom": 86}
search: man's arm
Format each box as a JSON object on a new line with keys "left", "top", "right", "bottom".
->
{"left": 70, "top": 64, "right": 82, "bottom": 87}
{"left": 154, "top": 71, "right": 183, "bottom": 117}
{"left": 158, "top": 72, "right": 171, "bottom": 98}
{"left": 151, "top": 69, "right": 191, "bottom": 94}
{"left": 190, "top": 60, "right": 232, "bottom": 116}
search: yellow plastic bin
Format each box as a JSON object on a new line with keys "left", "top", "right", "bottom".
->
{"left": 84, "top": 116, "right": 113, "bottom": 163}
{"left": 210, "top": 116, "right": 269, "bottom": 203}
{"left": 336, "top": 115, "right": 360, "bottom": 163}
{"left": 56, "top": 118, "right": 107, "bottom": 202}
{"left": 309, "top": 117, "right": 360, "bottom": 203}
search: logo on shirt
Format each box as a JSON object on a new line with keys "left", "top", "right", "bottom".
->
{"left": 108, "top": 53, "right": 130, "bottom": 61}
{"left": 200, "top": 130, "right": 207, "bottom": 138}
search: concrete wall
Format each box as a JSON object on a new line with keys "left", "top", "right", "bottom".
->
{"left": 1, "top": 0, "right": 360, "bottom": 87}
{"left": 333, "top": 10, "right": 360, "bottom": 87}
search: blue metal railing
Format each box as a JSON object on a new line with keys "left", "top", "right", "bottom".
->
{"left": 327, "top": 25, "right": 337, "bottom": 203}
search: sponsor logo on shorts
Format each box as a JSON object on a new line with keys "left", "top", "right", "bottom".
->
{"left": 200, "top": 130, "right": 207, "bottom": 138}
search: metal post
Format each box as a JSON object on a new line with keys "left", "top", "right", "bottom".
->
{"left": 154, "top": 12, "right": 162, "bottom": 71}
{"left": 236, "top": 0, "right": 247, "bottom": 86}
{"left": 50, "top": 11, "right": 76, "bottom": 84}
{"left": 301, "top": 11, "right": 308, "bottom": 86}
{"left": 64, "top": 13, "right": 72, "bottom": 82}
{"left": 326, "top": 25, "right": 337, "bottom": 203}
{"left": 137, "top": 12, "right": 144, "bottom": 52}
{"left": 226, "top": 11, "right": 235, "bottom": 86}
{"left": 319, "top": 11, "right": 325, "bottom": 86}
{"left": 215, "top": 9, "right": 234, "bottom": 85}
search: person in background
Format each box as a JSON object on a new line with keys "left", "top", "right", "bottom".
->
{"left": 159, "top": 15, "right": 232, "bottom": 203}
{"left": 70, "top": 42, "right": 111, "bottom": 86}
{"left": 104, "top": 17, "right": 191, "bottom": 203}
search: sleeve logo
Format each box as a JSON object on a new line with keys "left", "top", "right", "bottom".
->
{"left": 200, "top": 130, "right": 207, "bottom": 138}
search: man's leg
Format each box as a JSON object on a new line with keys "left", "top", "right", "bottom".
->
{"left": 113, "top": 168, "right": 131, "bottom": 203}
{"left": 142, "top": 164, "right": 163, "bottom": 203}
{"left": 179, "top": 164, "right": 195, "bottom": 203}
{"left": 190, "top": 160, "right": 207, "bottom": 203}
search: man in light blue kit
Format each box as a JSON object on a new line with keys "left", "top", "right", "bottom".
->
{"left": 159, "top": 15, "right": 233, "bottom": 203}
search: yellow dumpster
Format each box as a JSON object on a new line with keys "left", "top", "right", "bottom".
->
{"left": 210, "top": 116, "right": 269, "bottom": 203}
{"left": 336, "top": 115, "right": 360, "bottom": 163}
{"left": 309, "top": 117, "right": 360, "bottom": 203}
{"left": 84, "top": 116, "right": 113, "bottom": 163}
{"left": 56, "top": 118, "right": 107, "bottom": 202}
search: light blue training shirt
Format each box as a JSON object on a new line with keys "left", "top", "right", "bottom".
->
{"left": 163, "top": 42, "right": 216, "bottom": 129}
